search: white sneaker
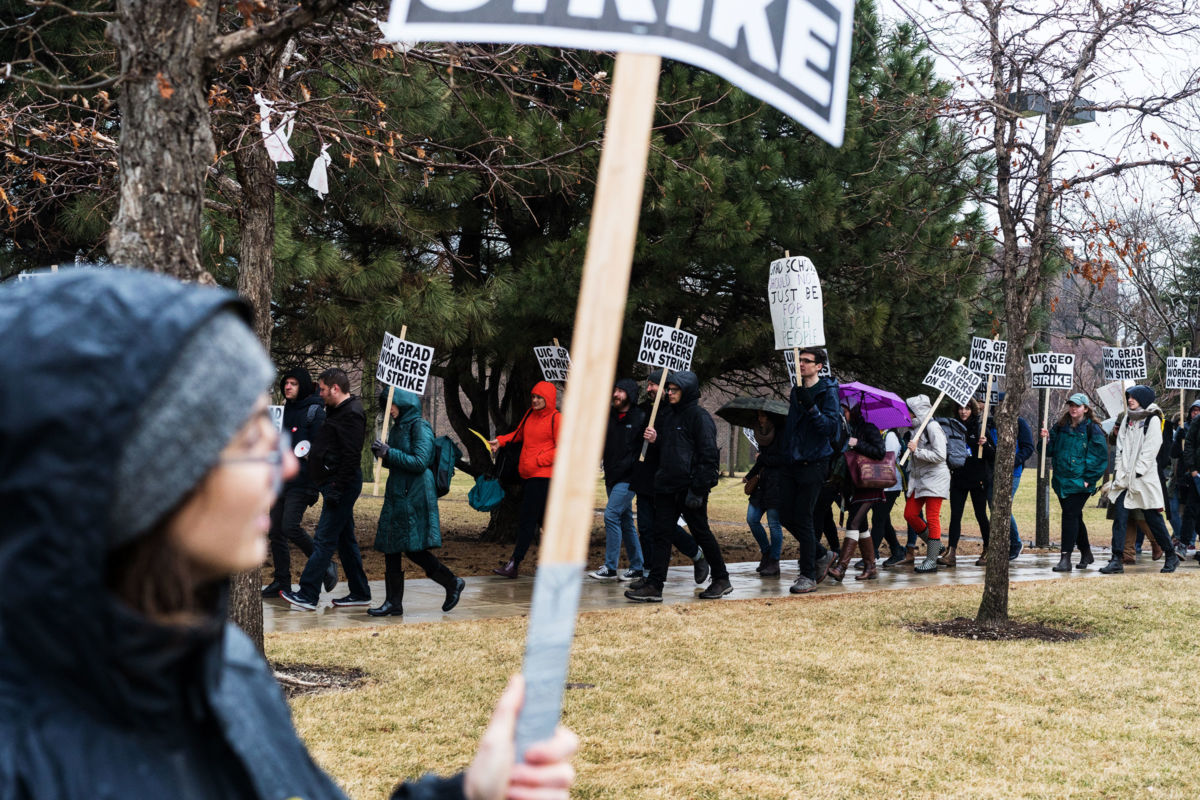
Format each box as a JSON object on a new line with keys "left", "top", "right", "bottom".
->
{"left": 588, "top": 567, "right": 620, "bottom": 581}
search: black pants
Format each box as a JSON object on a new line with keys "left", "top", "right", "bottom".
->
{"left": 267, "top": 485, "right": 317, "bottom": 584}
{"left": 383, "top": 550, "right": 456, "bottom": 592}
{"left": 871, "top": 491, "right": 902, "bottom": 552}
{"left": 815, "top": 483, "right": 840, "bottom": 550}
{"left": 636, "top": 492, "right": 699, "bottom": 566}
{"left": 778, "top": 462, "right": 829, "bottom": 581}
{"left": 948, "top": 480, "right": 990, "bottom": 549}
{"left": 647, "top": 490, "right": 728, "bottom": 590}
{"left": 510, "top": 477, "right": 551, "bottom": 566}
{"left": 1179, "top": 478, "right": 1200, "bottom": 546}
{"left": 1057, "top": 491, "right": 1091, "bottom": 556}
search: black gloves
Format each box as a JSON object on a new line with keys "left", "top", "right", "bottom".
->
{"left": 684, "top": 489, "right": 706, "bottom": 510}
{"left": 371, "top": 438, "right": 389, "bottom": 459}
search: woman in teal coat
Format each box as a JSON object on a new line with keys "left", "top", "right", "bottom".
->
{"left": 369, "top": 390, "right": 465, "bottom": 616}
{"left": 1041, "top": 392, "right": 1109, "bottom": 572}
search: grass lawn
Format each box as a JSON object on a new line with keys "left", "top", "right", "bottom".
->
{"left": 271, "top": 572, "right": 1200, "bottom": 799}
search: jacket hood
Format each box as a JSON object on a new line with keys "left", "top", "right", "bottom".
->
{"left": 907, "top": 394, "right": 932, "bottom": 421}
{"left": 668, "top": 370, "right": 701, "bottom": 407}
{"left": 615, "top": 378, "right": 640, "bottom": 408}
{"left": 280, "top": 366, "right": 316, "bottom": 403}
{"left": 1126, "top": 385, "right": 1155, "bottom": 410}
{"left": 531, "top": 380, "right": 557, "bottom": 413}
{"left": 390, "top": 388, "right": 423, "bottom": 424}
{"left": 0, "top": 268, "right": 254, "bottom": 725}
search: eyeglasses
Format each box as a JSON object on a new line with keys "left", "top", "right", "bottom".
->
{"left": 221, "top": 429, "right": 291, "bottom": 496}
{"left": 666, "top": 386, "right": 682, "bottom": 393}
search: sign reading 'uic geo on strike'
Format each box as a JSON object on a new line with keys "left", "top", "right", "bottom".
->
{"left": 382, "top": 0, "right": 855, "bottom": 147}
{"left": 377, "top": 331, "right": 435, "bottom": 395}
{"left": 1028, "top": 352, "right": 1075, "bottom": 391}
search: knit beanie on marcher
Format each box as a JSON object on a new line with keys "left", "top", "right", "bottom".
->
{"left": 1126, "top": 385, "right": 1155, "bottom": 411}
{"left": 108, "top": 310, "right": 275, "bottom": 547}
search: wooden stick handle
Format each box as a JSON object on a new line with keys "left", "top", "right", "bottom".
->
{"left": 1039, "top": 386, "right": 1051, "bottom": 475}
{"left": 638, "top": 318, "right": 682, "bottom": 461}
{"left": 372, "top": 324, "right": 406, "bottom": 497}
{"left": 978, "top": 373, "right": 994, "bottom": 458}
{"left": 540, "top": 52, "right": 661, "bottom": 563}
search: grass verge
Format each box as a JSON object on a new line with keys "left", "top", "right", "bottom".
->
{"left": 271, "top": 572, "right": 1200, "bottom": 799}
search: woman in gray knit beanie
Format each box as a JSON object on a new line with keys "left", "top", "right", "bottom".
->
{"left": 0, "top": 268, "right": 576, "bottom": 800}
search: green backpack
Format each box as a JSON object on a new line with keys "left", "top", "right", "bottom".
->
{"left": 430, "top": 436, "right": 461, "bottom": 498}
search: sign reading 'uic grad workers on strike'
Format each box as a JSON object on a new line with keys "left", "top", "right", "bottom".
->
{"left": 637, "top": 321, "right": 696, "bottom": 372}
{"left": 1028, "top": 352, "right": 1075, "bottom": 391}
{"left": 968, "top": 337, "right": 1007, "bottom": 377}
{"left": 534, "top": 346, "right": 572, "bottom": 382}
{"left": 382, "top": 0, "right": 855, "bottom": 147}
{"left": 1103, "top": 345, "right": 1147, "bottom": 382}
{"left": 377, "top": 331, "right": 435, "bottom": 395}
{"left": 922, "top": 357, "right": 981, "bottom": 409}
{"left": 1167, "top": 356, "right": 1200, "bottom": 390}
{"left": 768, "top": 255, "right": 825, "bottom": 349}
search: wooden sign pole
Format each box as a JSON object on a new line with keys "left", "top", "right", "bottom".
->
{"left": 515, "top": 52, "right": 661, "bottom": 759}
{"left": 1038, "top": 386, "right": 1052, "bottom": 475}
{"left": 899, "top": 356, "right": 967, "bottom": 466}
{"left": 638, "top": 317, "right": 682, "bottom": 461}
{"left": 977, "top": 335, "right": 999, "bottom": 458}
{"left": 1181, "top": 347, "right": 1187, "bottom": 432}
{"left": 372, "top": 324, "right": 405, "bottom": 497}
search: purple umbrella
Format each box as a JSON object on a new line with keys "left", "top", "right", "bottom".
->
{"left": 838, "top": 381, "right": 911, "bottom": 430}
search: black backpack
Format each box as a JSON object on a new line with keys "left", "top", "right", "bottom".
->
{"left": 935, "top": 417, "right": 969, "bottom": 470}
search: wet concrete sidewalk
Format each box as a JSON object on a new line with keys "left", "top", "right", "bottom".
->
{"left": 263, "top": 551, "right": 1188, "bottom": 634}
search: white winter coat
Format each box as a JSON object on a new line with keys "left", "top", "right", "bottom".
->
{"left": 905, "top": 395, "right": 950, "bottom": 499}
{"left": 1107, "top": 405, "right": 1164, "bottom": 510}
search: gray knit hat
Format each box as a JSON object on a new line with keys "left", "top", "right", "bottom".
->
{"left": 109, "top": 310, "right": 275, "bottom": 547}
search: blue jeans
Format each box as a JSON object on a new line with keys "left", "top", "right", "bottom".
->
{"left": 1109, "top": 490, "right": 1172, "bottom": 556}
{"left": 747, "top": 500, "right": 783, "bottom": 559}
{"left": 298, "top": 475, "right": 371, "bottom": 602}
{"left": 603, "top": 482, "right": 643, "bottom": 572}
{"left": 1007, "top": 469, "right": 1023, "bottom": 552}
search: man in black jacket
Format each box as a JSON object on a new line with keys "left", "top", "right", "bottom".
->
{"left": 589, "top": 379, "right": 647, "bottom": 580}
{"left": 281, "top": 368, "right": 373, "bottom": 610}
{"left": 627, "top": 373, "right": 708, "bottom": 590}
{"left": 626, "top": 370, "right": 731, "bottom": 602}
{"left": 262, "top": 367, "right": 337, "bottom": 596}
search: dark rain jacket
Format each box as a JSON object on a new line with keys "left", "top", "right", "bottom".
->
{"left": 603, "top": 378, "right": 646, "bottom": 489}
{"left": 280, "top": 366, "right": 325, "bottom": 492}
{"left": 950, "top": 414, "right": 996, "bottom": 488}
{"left": 375, "top": 391, "right": 442, "bottom": 554}
{"left": 746, "top": 418, "right": 788, "bottom": 511}
{"left": 653, "top": 371, "right": 720, "bottom": 495}
{"left": 783, "top": 376, "right": 842, "bottom": 465}
{"left": 630, "top": 395, "right": 661, "bottom": 496}
{"left": 0, "top": 269, "right": 464, "bottom": 800}
{"left": 309, "top": 393, "right": 366, "bottom": 494}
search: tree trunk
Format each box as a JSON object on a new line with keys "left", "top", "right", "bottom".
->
{"left": 107, "top": 0, "right": 218, "bottom": 282}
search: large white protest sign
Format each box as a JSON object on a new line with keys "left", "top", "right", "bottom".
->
{"left": 974, "top": 383, "right": 1001, "bottom": 405}
{"left": 768, "top": 255, "right": 825, "bottom": 350}
{"left": 784, "top": 348, "right": 831, "bottom": 385}
{"left": 534, "top": 345, "right": 572, "bottom": 382}
{"left": 637, "top": 321, "right": 696, "bottom": 372}
{"left": 383, "top": 0, "right": 855, "bottom": 147}
{"left": 1167, "top": 357, "right": 1200, "bottom": 390}
{"left": 968, "top": 337, "right": 1007, "bottom": 377}
{"left": 376, "top": 330, "right": 435, "bottom": 395}
{"left": 268, "top": 405, "right": 284, "bottom": 432}
{"left": 922, "top": 356, "right": 981, "bottom": 409}
{"left": 1096, "top": 380, "right": 1126, "bottom": 420}
{"left": 1103, "top": 345, "right": 1147, "bottom": 382}
{"left": 1028, "top": 352, "right": 1075, "bottom": 390}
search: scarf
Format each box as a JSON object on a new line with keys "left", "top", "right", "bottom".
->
{"left": 754, "top": 418, "right": 776, "bottom": 448}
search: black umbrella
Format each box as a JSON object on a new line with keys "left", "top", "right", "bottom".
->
{"left": 716, "top": 396, "right": 789, "bottom": 429}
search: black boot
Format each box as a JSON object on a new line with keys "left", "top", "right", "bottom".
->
{"left": 431, "top": 565, "right": 465, "bottom": 612}
{"left": 1099, "top": 557, "right": 1123, "bottom": 574}
{"left": 368, "top": 569, "right": 404, "bottom": 616}
{"left": 1052, "top": 553, "right": 1072, "bottom": 572}
{"left": 1077, "top": 543, "right": 1094, "bottom": 569}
